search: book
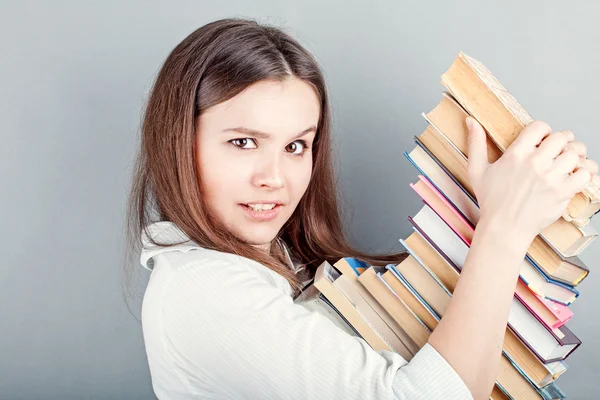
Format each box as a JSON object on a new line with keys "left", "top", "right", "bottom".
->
{"left": 497, "top": 355, "right": 560, "bottom": 400}
{"left": 399, "top": 235, "right": 567, "bottom": 387}
{"left": 416, "top": 111, "right": 590, "bottom": 287}
{"left": 356, "top": 259, "right": 567, "bottom": 396}
{"left": 357, "top": 266, "right": 431, "bottom": 348}
{"left": 356, "top": 264, "right": 560, "bottom": 399}
{"left": 334, "top": 258, "right": 369, "bottom": 280}
{"left": 514, "top": 279, "right": 572, "bottom": 330}
{"left": 388, "top": 252, "right": 451, "bottom": 316}
{"left": 294, "top": 281, "right": 362, "bottom": 338}
{"left": 527, "top": 236, "right": 589, "bottom": 287}
{"left": 411, "top": 166, "right": 587, "bottom": 298}
{"left": 535, "top": 295, "right": 574, "bottom": 327}
{"left": 541, "top": 216, "right": 597, "bottom": 259}
{"left": 423, "top": 91, "right": 598, "bottom": 259}
{"left": 339, "top": 214, "right": 570, "bottom": 387}
{"left": 406, "top": 180, "right": 580, "bottom": 361}
{"left": 411, "top": 209, "right": 578, "bottom": 376}
{"left": 303, "top": 51, "right": 595, "bottom": 400}
{"left": 402, "top": 227, "right": 460, "bottom": 292}
{"left": 490, "top": 385, "right": 511, "bottom": 400}
{"left": 301, "top": 260, "right": 567, "bottom": 398}
{"left": 313, "top": 260, "right": 393, "bottom": 352}
{"left": 408, "top": 185, "right": 578, "bottom": 305}
{"left": 378, "top": 267, "right": 440, "bottom": 331}
{"left": 369, "top": 50, "right": 583, "bottom": 399}
{"left": 510, "top": 296, "right": 581, "bottom": 363}
{"left": 332, "top": 273, "right": 415, "bottom": 359}
{"left": 405, "top": 144, "right": 480, "bottom": 225}
{"left": 410, "top": 175, "right": 473, "bottom": 244}
{"left": 409, "top": 203, "right": 580, "bottom": 362}
{"left": 332, "top": 259, "right": 419, "bottom": 356}
{"left": 440, "top": 51, "right": 600, "bottom": 223}
{"left": 410, "top": 131, "right": 582, "bottom": 300}
{"left": 405, "top": 139, "right": 575, "bottom": 323}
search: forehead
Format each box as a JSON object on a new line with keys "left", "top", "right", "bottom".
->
{"left": 200, "top": 78, "right": 320, "bottom": 136}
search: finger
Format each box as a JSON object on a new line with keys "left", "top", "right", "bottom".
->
{"left": 577, "top": 158, "right": 599, "bottom": 176}
{"left": 551, "top": 150, "right": 580, "bottom": 178}
{"left": 562, "top": 141, "right": 587, "bottom": 159}
{"left": 466, "top": 117, "right": 489, "bottom": 183}
{"left": 536, "top": 130, "right": 575, "bottom": 159}
{"left": 564, "top": 168, "right": 593, "bottom": 196}
{"left": 511, "top": 120, "right": 553, "bottom": 151}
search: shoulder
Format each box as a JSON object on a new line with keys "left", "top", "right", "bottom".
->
{"left": 139, "top": 221, "right": 291, "bottom": 294}
{"left": 161, "top": 248, "right": 268, "bottom": 300}
{"left": 156, "top": 246, "right": 290, "bottom": 299}
{"left": 141, "top": 244, "right": 304, "bottom": 371}
{"left": 140, "top": 244, "right": 288, "bottom": 359}
{"left": 144, "top": 247, "right": 286, "bottom": 317}
{"left": 141, "top": 243, "right": 297, "bottom": 339}
{"left": 140, "top": 245, "right": 297, "bottom": 398}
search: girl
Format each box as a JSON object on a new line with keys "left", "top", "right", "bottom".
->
{"left": 126, "top": 18, "right": 597, "bottom": 400}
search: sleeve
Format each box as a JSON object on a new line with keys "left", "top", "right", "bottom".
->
{"left": 158, "top": 256, "right": 473, "bottom": 400}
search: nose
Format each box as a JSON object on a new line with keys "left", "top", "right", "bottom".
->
{"left": 251, "top": 151, "right": 285, "bottom": 190}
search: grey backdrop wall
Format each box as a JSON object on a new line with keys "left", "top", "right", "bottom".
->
{"left": 2, "top": 0, "right": 599, "bottom": 398}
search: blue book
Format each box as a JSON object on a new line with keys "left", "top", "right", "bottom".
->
{"left": 398, "top": 238, "right": 452, "bottom": 297}
{"left": 404, "top": 146, "right": 475, "bottom": 227}
{"left": 340, "top": 257, "right": 369, "bottom": 276}
{"left": 384, "top": 263, "right": 441, "bottom": 321}
{"left": 405, "top": 140, "right": 580, "bottom": 305}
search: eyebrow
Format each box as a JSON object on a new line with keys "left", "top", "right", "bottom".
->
{"left": 221, "top": 126, "right": 317, "bottom": 140}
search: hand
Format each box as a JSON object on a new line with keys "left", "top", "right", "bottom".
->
{"left": 466, "top": 117, "right": 598, "bottom": 242}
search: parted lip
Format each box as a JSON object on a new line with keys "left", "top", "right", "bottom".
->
{"left": 241, "top": 201, "right": 285, "bottom": 205}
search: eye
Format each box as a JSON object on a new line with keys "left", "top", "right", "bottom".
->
{"left": 285, "top": 140, "right": 308, "bottom": 156}
{"left": 229, "top": 138, "right": 257, "bottom": 150}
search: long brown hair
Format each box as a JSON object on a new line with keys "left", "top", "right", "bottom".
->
{"left": 123, "top": 17, "right": 407, "bottom": 301}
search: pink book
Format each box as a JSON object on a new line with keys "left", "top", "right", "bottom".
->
{"left": 535, "top": 294, "right": 574, "bottom": 327}
{"left": 514, "top": 278, "right": 572, "bottom": 330}
{"left": 410, "top": 174, "right": 574, "bottom": 329}
{"left": 409, "top": 175, "right": 473, "bottom": 245}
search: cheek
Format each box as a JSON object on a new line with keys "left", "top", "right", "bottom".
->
{"left": 290, "top": 159, "right": 313, "bottom": 202}
{"left": 197, "top": 146, "right": 241, "bottom": 207}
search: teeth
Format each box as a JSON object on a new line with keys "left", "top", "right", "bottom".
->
{"left": 247, "top": 203, "right": 276, "bottom": 211}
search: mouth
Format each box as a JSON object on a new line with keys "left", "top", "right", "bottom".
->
{"left": 240, "top": 202, "right": 284, "bottom": 221}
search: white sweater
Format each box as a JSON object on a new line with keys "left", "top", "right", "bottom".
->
{"left": 140, "top": 221, "right": 473, "bottom": 400}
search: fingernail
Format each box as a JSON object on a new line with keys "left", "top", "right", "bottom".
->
{"left": 466, "top": 117, "right": 473, "bottom": 131}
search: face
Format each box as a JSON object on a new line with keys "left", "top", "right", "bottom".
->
{"left": 195, "top": 77, "right": 320, "bottom": 251}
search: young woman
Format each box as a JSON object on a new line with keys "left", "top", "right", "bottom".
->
{"left": 126, "top": 18, "right": 598, "bottom": 400}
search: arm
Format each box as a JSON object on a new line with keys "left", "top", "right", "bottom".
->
{"left": 156, "top": 253, "right": 472, "bottom": 400}
{"left": 428, "top": 216, "right": 529, "bottom": 400}
{"left": 428, "top": 117, "right": 596, "bottom": 400}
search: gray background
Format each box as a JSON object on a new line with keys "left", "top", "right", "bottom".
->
{"left": 1, "top": 0, "right": 599, "bottom": 398}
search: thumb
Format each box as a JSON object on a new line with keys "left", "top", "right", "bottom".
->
{"left": 466, "top": 116, "right": 489, "bottom": 182}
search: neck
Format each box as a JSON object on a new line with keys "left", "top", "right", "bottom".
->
{"left": 252, "top": 240, "right": 274, "bottom": 253}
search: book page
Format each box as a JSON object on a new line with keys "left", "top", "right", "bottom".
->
{"left": 462, "top": 52, "right": 534, "bottom": 126}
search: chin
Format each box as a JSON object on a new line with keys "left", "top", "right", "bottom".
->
{"left": 235, "top": 224, "right": 281, "bottom": 247}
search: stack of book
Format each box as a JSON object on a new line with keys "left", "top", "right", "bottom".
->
{"left": 298, "top": 52, "right": 598, "bottom": 400}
